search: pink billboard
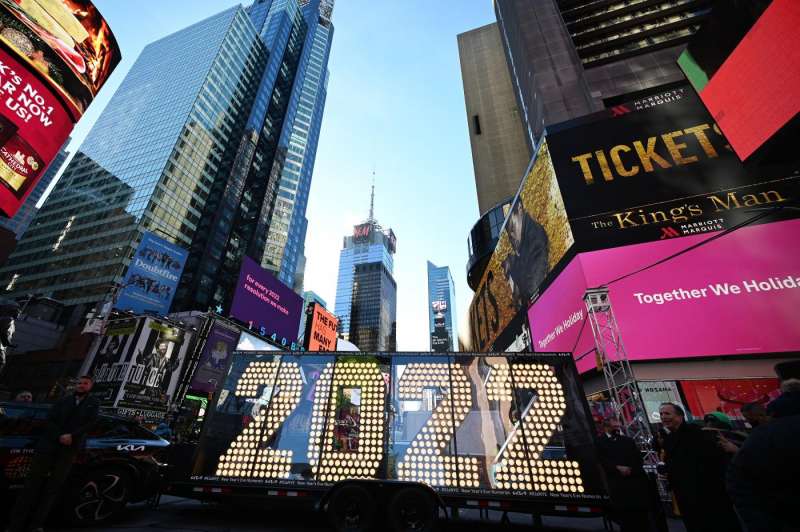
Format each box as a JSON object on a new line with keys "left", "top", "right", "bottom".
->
{"left": 528, "top": 219, "right": 800, "bottom": 373}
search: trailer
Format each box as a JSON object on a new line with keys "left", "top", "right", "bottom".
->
{"left": 166, "top": 350, "right": 610, "bottom": 530}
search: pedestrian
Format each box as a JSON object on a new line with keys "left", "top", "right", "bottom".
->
{"left": 702, "top": 411, "right": 747, "bottom": 455}
{"left": 13, "top": 390, "right": 33, "bottom": 402}
{"left": 6, "top": 375, "right": 100, "bottom": 532}
{"left": 659, "top": 402, "right": 741, "bottom": 532}
{"left": 596, "top": 417, "right": 651, "bottom": 532}
{"left": 740, "top": 402, "right": 770, "bottom": 429}
{"left": 728, "top": 362, "right": 800, "bottom": 532}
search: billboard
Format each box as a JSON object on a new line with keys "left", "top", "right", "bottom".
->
{"left": 191, "top": 351, "right": 606, "bottom": 504}
{"left": 115, "top": 231, "right": 188, "bottom": 315}
{"left": 84, "top": 317, "right": 194, "bottom": 421}
{"left": 353, "top": 222, "right": 371, "bottom": 242}
{"left": 0, "top": 0, "right": 120, "bottom": 217}
{"left": 546, "top": 86, "right": 800, "bottom": 250}
{"left": 465, "top": 139, "right": 574, "bottom": 352}
{"left": 527, "top": 219, "right": 800, "bottom": 373}
{"left": 188, "top": 319, "right": 241, "bottom": 394}
{"left": 678, "top": 0, "right": 799, "bottom": 160}
{"left": 304, "top": 302, "right": 338, "bottom": 352}
{"left": 230, "top": 256, "right": 303, "bottom": 346}
{"left": 430, "top": 300, "right": 450, "bottom": 352}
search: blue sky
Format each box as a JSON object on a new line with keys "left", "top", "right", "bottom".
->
{"left": 54, "top": 0, "right": 497, "bottom": 350}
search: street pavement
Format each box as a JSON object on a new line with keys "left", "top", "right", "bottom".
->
{"left": 44, "top": 495, "right": 689, "bottom": 532}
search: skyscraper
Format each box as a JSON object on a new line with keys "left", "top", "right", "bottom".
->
{"left": 494, "top": 0, "right": 709, "bottom": 150}
{"left": 350, "top": 261, "right": 396, "bottom": 352}
{"left": 0, "top": 0, "right": 334, "bottom": 316}
{"left": 457, "top": 24, "right": 530, "bottom": 216}
{"left": 334, "top": 186, "right": 396, "bottom": 349}
{"left": 427, "top": 261, "right": 457, "bottom": 352}
{"left": 298, "top": 289, "right": 327, "bottom": 340}
{"left": 0, "top": 140, "right": 70, "bottom": 240}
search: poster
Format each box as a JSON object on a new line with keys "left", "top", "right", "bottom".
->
{"left": 304, "top": 302, "right": 338, "bottom": 351}
{"left": 84, "top": 317, "right": 140, "bottom": 405}
{"left": 188, "top": 320, "right": 240, "bottom": 394}
{"left": 115, "top": 231, "right": 188, "bottom": 315}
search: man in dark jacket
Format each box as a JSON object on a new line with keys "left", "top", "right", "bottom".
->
{"left": 596, "top": 418, "right": 651, "bottom": 532}
{"left": 728, "top": 370, "right": 800, "bottom": 532}
{"left": 659, "top": 402, "right": 741, "bottom": 532}
{"left": 7, "top": 376, "right": 100, "bottom": 532}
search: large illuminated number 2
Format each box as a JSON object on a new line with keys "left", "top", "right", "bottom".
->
{"left": 397, "top": 363, "right": 480, "bottom": 488}
{"left": 487, "top": 363, "right": 584, "bottom": 493}
{"left": 308, "top": 361, "right": 386, "bottom": 482}
{"left": 216, "top": 361, "right": 303, "bottom": 479}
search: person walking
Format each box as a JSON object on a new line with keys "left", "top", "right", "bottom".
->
{"left": 659, "top": 402, "right": 741, "bottom": 532}
{"left": 6, "top": 376, "right": 99, "bottom": 532}
{"left": 728, "top": 362, "right": 800, "bottom": 532}
{"left": 596, "top": 417, "right": 652, "bottom": 532}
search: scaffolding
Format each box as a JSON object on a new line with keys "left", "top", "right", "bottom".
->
{"left": 583, "top": 287, "right": 659, "bottom": 468}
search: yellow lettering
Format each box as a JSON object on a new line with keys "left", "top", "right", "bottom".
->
{"left": 633, "top": 137, "right": 672, "bottom": 172}
{"left": 662, "top": 130, "right": 698, "bottom": 165}
{"left": 610, "top": 145, "right": 638, "bottom": 177}
{"left": 683, "top": 124, "right": 718, "bottom": 158}
{"left": 572, "top": 153, "right": 595, "bottom": 184}
{"left": 595, "top": 150, "right": 614, "bottom": 182}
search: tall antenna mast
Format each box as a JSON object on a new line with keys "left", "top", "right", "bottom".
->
{"left": 368, "top": 170, "right": 375, "bottom": 222}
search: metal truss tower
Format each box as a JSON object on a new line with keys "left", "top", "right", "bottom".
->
{"left": 583, "top": 287, "right": 659, "bottom": 468}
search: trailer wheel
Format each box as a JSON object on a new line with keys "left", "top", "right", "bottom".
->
{"left": 327, "top": 484, "right": 376, "bottom": 532}
{"left": 387, "top": 487, "right": 437, "bottom": 532}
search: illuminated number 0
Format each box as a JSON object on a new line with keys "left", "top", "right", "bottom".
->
{"left": 397, "top": 363, "right": 479, "bottom": 488}
{"left": 216, "top": 360, "right": 303, "bottom": 479}
{"left": 486, "top": 363, "right": 583, "bottom": 493}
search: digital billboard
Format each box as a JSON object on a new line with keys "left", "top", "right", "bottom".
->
{"left": 83, "top": 316, "right": 194, "bottom": 421}
{"left": 465, "top": 139, "right": 574, "bottom": 352}
{"left": 189, "top": 319, "right": 241, "bottom": 394}
{"left": 230, "top": 256, "right": 303, "bottom": 346}
{"left": 527, "top": 219, "right": 800, "bottom": 373}
{"left": 0, "top": 0, "right": 120, "bottom": 218}
{"left": 546, "top": 86, "right": 799, "bottom": 250}
{"left": 190, "top": 351, "right": 606, "bottom": 504}
{"left": 303, "top": 302, "right": 338, "bottom": 352}
{"left": 115, "top": 231, "right": 188, "bottom": 316}
{"left": 678, "top": 0, "right": 799, "bottom": 160}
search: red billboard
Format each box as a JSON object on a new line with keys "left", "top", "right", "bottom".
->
{"left": 0, "top": 0, "right": 120, "bottom": 217}
{"left": 304, "top": 302, "right": 338, "bottom": 351}
{"left": 528, "top": 219, "right": 800, "bottom": 373}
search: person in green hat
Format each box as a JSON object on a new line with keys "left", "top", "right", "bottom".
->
{"left": 702, "top": 411, "right": 747, "bottom": 455}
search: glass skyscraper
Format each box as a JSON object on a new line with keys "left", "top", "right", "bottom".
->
{"left": 427, "top": 261, "right": 457, "bottom": 352}
{"left": 0, "top": 0, "right": 334, "bottom": 317}
{"left": 334, "top": 201, "right": 396, "bottom": 348}
{"left": 350, "top": 261, "right": 396, "bottom": 352}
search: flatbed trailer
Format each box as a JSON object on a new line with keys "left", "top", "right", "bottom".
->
{"left": 166, "top": 351, "right": 610, "bottom": 530}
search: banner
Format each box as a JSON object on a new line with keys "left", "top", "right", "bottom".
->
{"left": 546, "top": 86, "right": 799, "bottom": 250}
{"left": 304, "top": 302, "right": 338, "bottom": 352}
{"left": 116, "top": 231, "right": 188, "bottom": 315}
{"left": 230, "top": 256, "right": 303, "bottom": 346}
{"left": 189, "top": 319, "right": 240, "bottom": 394}
{"left": 0, "top": 0, "right": 119, "bottom": 217}
{"left": 528, "top": 219, "right": 800, "bottom": 373}
{"left": 84, "top": 317, "right": 140, "bottom": 405}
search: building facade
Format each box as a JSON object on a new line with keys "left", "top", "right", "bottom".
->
{"left": 494, "top": 0, "right": 710, "bottom": 150}
{"left": 426, "top": 261, "right": 457, "bottom": 352}
{"left": 349, "top": 261, "right": 396, "bottom": 352}
{"left": 0, "top": 0, "right": 334, "bottom": 318}
{"left": 457, "top": 23, "right": 531, "bottom": 216}
{"left": 297, "top": 289, "right": 326, "bottom": 339}
{"left": 333, "top": 207, "right": 396, "bottom": 345}
{"left": 0, "top": 140, "right": 70, "bottom": 240}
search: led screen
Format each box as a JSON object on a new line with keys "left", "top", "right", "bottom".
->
{"left": 230, "top": 256, "right": 303, "bottom": 346}
{"left": 191, "top": 351, "right": 605, "bottom": 503}
{"left": 0, "top": 0, "right": 120, "bottom": 217}
{"left": 528, "top": 219, "right": 800, "bottom": 373}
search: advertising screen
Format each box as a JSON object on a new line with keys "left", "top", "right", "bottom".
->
{"left": 546, "top": 86, "right": 799, "bottom": 251}
{"left": 83, "top": 316, "right": 193, "bottom": 421}
{"left": 189, "top": 319, "right": 241, "bottom": 394}
{"left": 304, "top": 302, "right": 338, "bottom": 352}
{"left": 115, "top": 231, "right": 188, "bottom": 316}
{"left": 679, "top": 378, "right": 781, "bottom": 420}
{"left": 678, "top": 0, "right": 799, "bottom": 160}
{"left": 230, "top": 256, "right": 303, "bottom": 346}
{"left": 465, "top": 139, "right": 574, "bottom": 352}
{"left": 190, "top": 351, "right": 606, "bottom": 504}
{"left": 528, "top": 219, "right": 800, "bottom": 373}
{"left": 0, "top": 0, "right": 119, "bottom": 217}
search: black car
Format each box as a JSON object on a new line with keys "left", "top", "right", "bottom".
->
{"left": 0, "top": 401, "right": 169, "bottom": 526}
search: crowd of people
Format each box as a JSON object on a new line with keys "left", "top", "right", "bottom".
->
{"left": 599, "top": 360, "right": 800, "bottom": 532}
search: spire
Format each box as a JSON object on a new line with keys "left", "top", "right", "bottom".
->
{"left": 368, "top": 171, "right": 375, "bottom": 222}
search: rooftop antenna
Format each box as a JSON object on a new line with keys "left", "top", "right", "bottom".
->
{"left": 368, "top": 169, "right": 375, "bottom": 223}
